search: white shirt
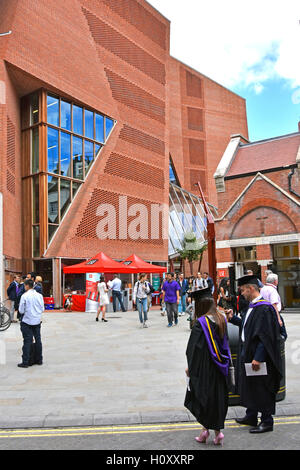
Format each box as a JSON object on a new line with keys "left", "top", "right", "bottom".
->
{"left": 19, "top": 288, "right": 44, "bottom": 325}
{"left": 260, "top": 284, "right": 281, "bottom": 312}
{"left": 133, "top": 281, "right": 150, "bottom": 302}
{"left": 108, "top": 278, "right": 122, "bottom": 292}
{"left": 241, "top": 295, "right": 261, "bottom": 342}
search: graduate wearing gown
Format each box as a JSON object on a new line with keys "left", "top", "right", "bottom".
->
{"left": 228, "top": 275, "right": 282, "bottom": 434}
{"left": 184, "top": 288, "right": 231, "bottom": 446}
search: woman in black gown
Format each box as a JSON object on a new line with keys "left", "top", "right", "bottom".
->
{"left": 184, "top": 288, "right": 231, "bottom": 446}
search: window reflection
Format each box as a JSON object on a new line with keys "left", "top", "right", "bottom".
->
{"left": 96, "top": 114, "right": 104, "bottom": 143}
{"left": 30, "top": 94, "right": 39, "bottom": 125}
{"left": 85, "top": 109, "right": 94, "bottom": 140}
{"left": 61, "top": 100, "right": 71, "bottom": 131}
{"left": 72, "top": 181, "right": 81, "bottom": 198}
{"left": 32, "top": 176, "right": 39, "bottom": 224}
{"left": 47, "top": 94, "right": 59, "bottom": 127}
{"left": 84, "top": 140, "right": 94, "bottom": 176}
{"left": 60, "top": 179, "right": 71, "bottom": 220}
{"left": 105, "top": 117, "right": 114, "bottom": 140}
{"left": 32, "top": 225, "right": 40, "bottom": 258}
{"left": 47, "top": 127, "right": 59, "bottom": 174}
{"left": 48, "top": 176, "right": 59, "bottom": 224}
{"left": 60, "top": 131, "right": 71, "bottom": 177}
{"left": 32, "top": 127, "right": 39, "bottom": 173}
{"left": 73, "top": 136, "right": 83, "bottom": 180}
{"left": 73, "top": 105, "right": 83, "bottom": 135}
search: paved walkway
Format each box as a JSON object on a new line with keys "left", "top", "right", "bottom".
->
{"left": 0, "top": 308, "right": 299, "bottom": 429}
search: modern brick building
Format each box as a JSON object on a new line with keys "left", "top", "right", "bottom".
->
{"left": 214, "top": 129, "right": 300, "bottom": 308}
{"left": 0, "top": 0, "right": 248, "bottom": 304}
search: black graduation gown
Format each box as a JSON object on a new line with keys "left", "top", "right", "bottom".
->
{"left": 184, "top": 319, "right": 228, "bottom": 430}
{"left": 235, "top": 304, "right": 282, "bottom": 414}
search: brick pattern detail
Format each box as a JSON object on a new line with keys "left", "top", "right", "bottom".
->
{"left": 102, "top": 0, "right": 167, "bottom": 50}
{"left": 187, "top": 107, "right": 204, "bottom": 131}
{"left": 189, "top": 138, "right": 205, "bottom": 166}
{"left": 6, "top": 117, "right": 16, "bottom": 195}
{"left": 190, "top": 169, "right": 207, "bottom": 192}
{"left": 104, "top": 152, "right": 165, "bottom": 189}
{"left": 186, "top": 71, "right": 202, "bottom": 98}
{"left": 82, "top": 7, "right": 166, "bottom": 85}
{"left": 119, "top": 124, "right": 165, "bottom": 156}
{"left": 105, "top": 68, "right": 165, "bottom": 123}
{"left": 75, "top": 188, "right": 164, "bottom": 245}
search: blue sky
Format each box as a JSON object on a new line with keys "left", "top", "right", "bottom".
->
{"left": 147, "top": 0, "right": 300, "bottom": 142}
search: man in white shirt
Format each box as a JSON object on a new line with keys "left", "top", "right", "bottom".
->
{"left": 108, "top": 274, "right": 126, "bottom": 313}
{"left": 260, "top": 273, "right": 283, "bottom": 327}
{"left": 18, "top": 279, "right": 44, "bottom": 368}
{"left": 193, "top": 272, "right": 208, "bottom": 291}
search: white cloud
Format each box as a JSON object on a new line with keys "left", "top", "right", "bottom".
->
{"left": 147, "top": 0, "right": 300, "bottom": 90}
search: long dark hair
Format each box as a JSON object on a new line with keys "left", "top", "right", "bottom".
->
{"left": 193, "top": 297, "right": 226, "bottom": 338}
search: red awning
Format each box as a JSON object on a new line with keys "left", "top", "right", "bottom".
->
{"left": 121, "top": 254, "right": 167, "bottom": 273}
{"left": 63, "top": 252, "right": 134, "bottom": 274}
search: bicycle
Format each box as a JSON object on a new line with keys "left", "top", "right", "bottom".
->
{"left": 0, "top": 300, "right": 12, "bottom": 332}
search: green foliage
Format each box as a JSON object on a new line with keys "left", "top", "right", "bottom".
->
{"left": 177, "top": 231, "right": 207, "bottom": 263}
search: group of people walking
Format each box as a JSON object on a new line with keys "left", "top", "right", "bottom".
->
{"left": 184, "top": 272, "right": 287, "bottom": 446}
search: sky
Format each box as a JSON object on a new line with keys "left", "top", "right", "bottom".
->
{"left": 147, "top": 0, "right": 300, "bottom": 142}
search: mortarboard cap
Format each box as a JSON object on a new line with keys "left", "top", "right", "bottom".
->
{"left": 237, "top": 275, "right": 260, "bottom": 288}
{"left": 191, "top": 287, "right": 213, "bottom": 300}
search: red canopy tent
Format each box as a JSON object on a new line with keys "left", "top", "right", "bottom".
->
{"left": 63, "top": 251, "right": 134, "bottom": 274}
{"left": 120, "top": 254, "right": 167, "bottom": 273}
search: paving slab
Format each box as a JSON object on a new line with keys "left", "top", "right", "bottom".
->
{"left": 0, "top": 310, "right": 299, "bottom": 428}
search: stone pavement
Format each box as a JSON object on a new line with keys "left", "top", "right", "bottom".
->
{"left": 0, "top": 308, "right": 299, "bottom": 429}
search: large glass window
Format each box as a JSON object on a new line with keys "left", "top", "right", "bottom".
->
{"left": 96, "top": 113, "right": 104, "bottom": 143}
{"left": 84, "top": 140, "right": 94, "bottom": 176}
{"left": 47, "top": 127, "right": 59, "bottom": 174}
{"left": 105, "top": 117, "right": 114, "bottom": 140}
{"left": 85, "top": 109, "right": 94, "bottom": 140}
{"left": 61, "top": 100, "right": 71, "bottom": 131}
{"left": 47, "top": 94, "right": 59, "bottom": 127}
{"left": 73, "top": 105, "right": 83, "bottom": 135}
{"left": 48, "top": 176, "right": 59, "bottom": 224}
{"left": 60, "top": 179, "right": 71, "bottom": 221}
{"left": 60, "top": 131, "right": 71, "bottom": 177}
{"left": 73, "top": 136, "right": 83, "bottom": 180}
{"left": 31, "top": 127, "right": 39, "bottom": 173}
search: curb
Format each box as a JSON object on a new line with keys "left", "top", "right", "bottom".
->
{"left": 1, "top": 403, "right": 300, "bottom": 430}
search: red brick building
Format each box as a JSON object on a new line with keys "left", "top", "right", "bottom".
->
{"left": 214, "top": 129, "right": 300, "bottom": 307}
{"left": 0, "top": 0, "right": 248, "bottom": 304}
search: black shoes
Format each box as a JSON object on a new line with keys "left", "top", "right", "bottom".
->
{"left": 18, "top": 363, "right": 29, "bottom": 368}
{"left": 235, "top": 416, "right": 258, "bottom": 427}
{"left": 249, "top": 423, "right": 273, "bottom": 434}
{"left": 101, "top": 318, "right": 108, "bottom": 322}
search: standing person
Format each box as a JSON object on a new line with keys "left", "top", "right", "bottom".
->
{"left": 96, "top": 276, "right": 110, "bottom": 322}
{"left": 108, "top": 274, "right": 126, "bottom": 313}
{"left": 18, "top": 279, "right": 44, "bottom": 368}
{"left": 184, "top": 287, "right": 231, "bottom": 446}
{"left": 178, "top": 273, "right": 189, "bottom": 316}
{"left": 34, "top": 276, "right": 44, "bottom": 296}
{"left": 7, "top": 274, "right": 21, "bottom": 323}
{"left": 218, "top": 278, "right": 233, "bottom": 310}
{"left": 15, "top": 276, "right": 27, "bottom": 320}
{"left": 193, "top": 272, "right": 208, "bottom": 292}
{"left": 162, "top": 273, "right": 180, "bottom": 327}
{"left": 260, "top": 273, "right": 283, "bottom": 327}
{"left": 227, "top": 275, "right": 282, "bottom": 434}
{"left": 133, "top": 273, "right": 150, "bottom": 328}
{"left": 203, "top": 272, "right": 214, "bottom": 295}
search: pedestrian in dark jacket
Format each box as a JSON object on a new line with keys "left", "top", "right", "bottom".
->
{"left": 7, "top": 275, "right": 21, "bottom": 322}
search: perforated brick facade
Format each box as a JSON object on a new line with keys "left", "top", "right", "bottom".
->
{"left": 0, "top": 0, "right": 249, "bottom": 299}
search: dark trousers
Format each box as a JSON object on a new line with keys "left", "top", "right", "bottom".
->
{"left": 166, "top": 302, "right": 178, "bottom": 324}
{"left": 246, "top": 408, "right": 274, "bottom": 426}
{"left": 112, "top": 290, "right": 126, "bottom": 312}
{"left": 20, "top": 322, "right": 42, "bottom": 365}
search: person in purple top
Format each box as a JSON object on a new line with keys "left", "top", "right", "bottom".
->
{"left": 162, "top": 273, "right": 181, "bottom": 327}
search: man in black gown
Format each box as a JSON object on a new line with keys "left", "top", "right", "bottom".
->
{"left": 228, "top": 275, "right": 282, "bottom": 434}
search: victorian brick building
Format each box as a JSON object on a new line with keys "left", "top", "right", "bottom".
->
{"left": 0, "top": 0, "right": 248, "bottom": 304}
{"left": 214, "top": 128, "right": 300, "bottom": 308}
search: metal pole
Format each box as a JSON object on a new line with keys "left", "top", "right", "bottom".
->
{"left": 195, "top": 182, "right": 217, "bottom": 303}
